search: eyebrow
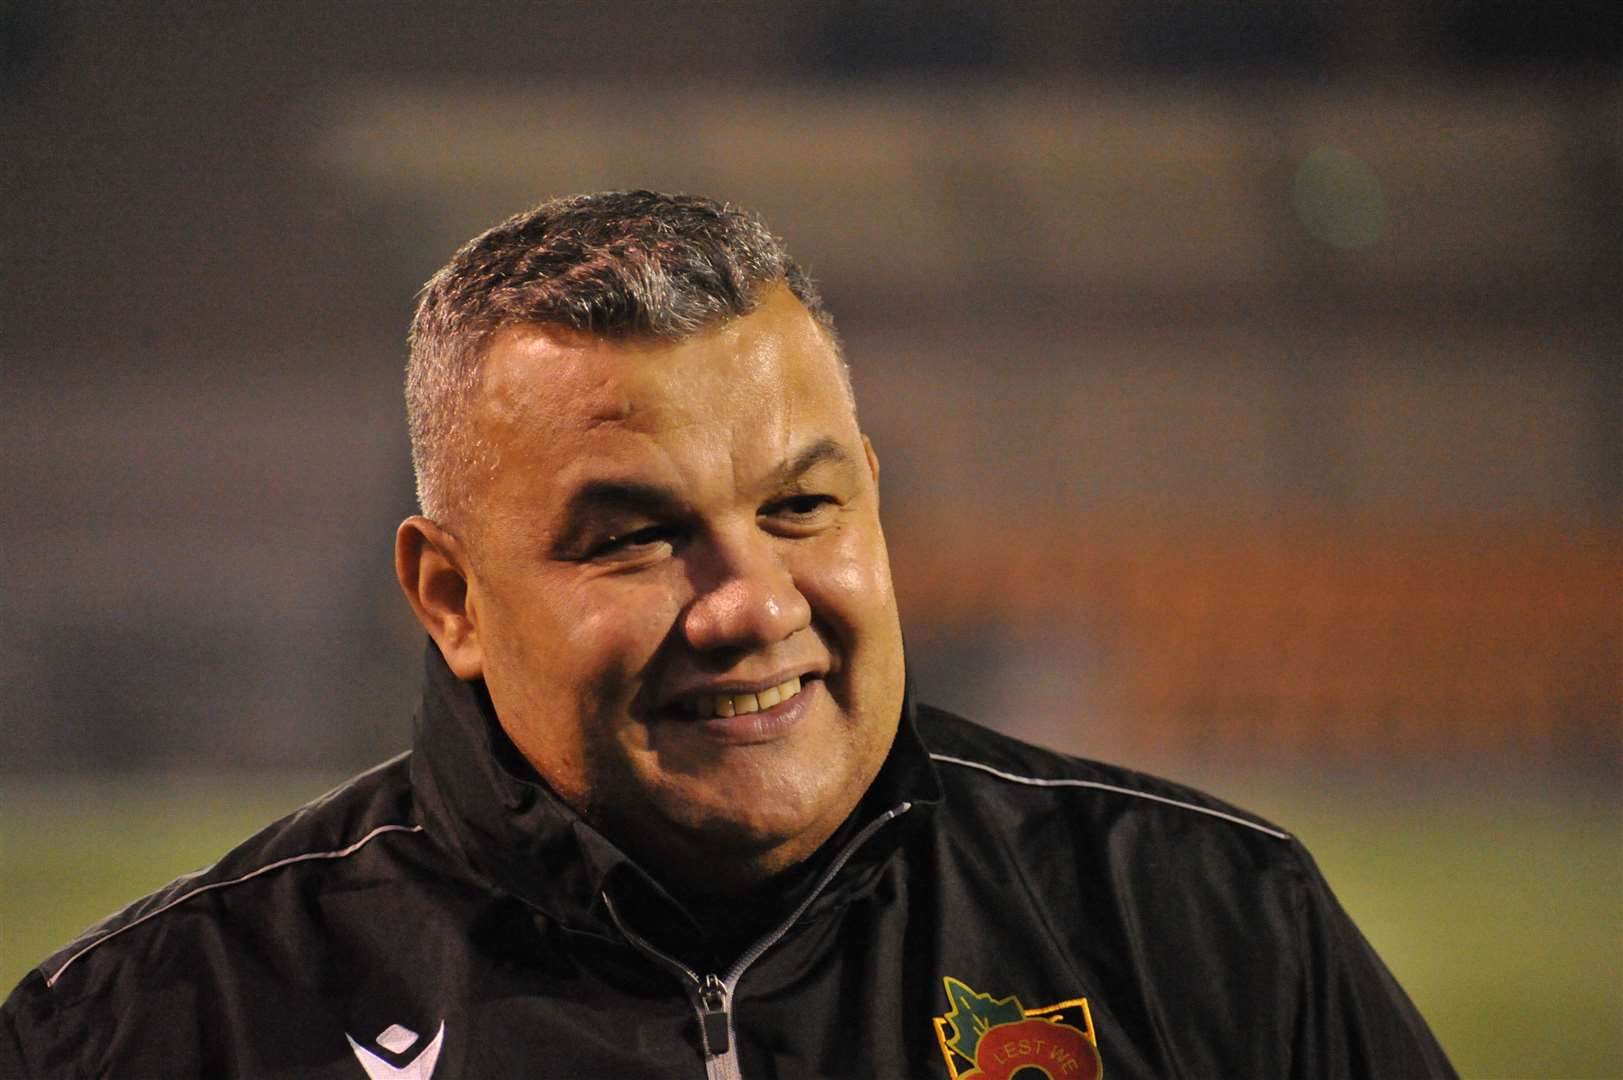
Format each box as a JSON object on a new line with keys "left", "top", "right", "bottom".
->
{"left": 554, "top": 479, "right": 682, "bottom": 532}
{"left": 772, "top": 437, "right": 855, "bottom": 485}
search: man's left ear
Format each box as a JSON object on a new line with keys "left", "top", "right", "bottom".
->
{"left": 862, "top": 434, "right": 881, "bottom": 491}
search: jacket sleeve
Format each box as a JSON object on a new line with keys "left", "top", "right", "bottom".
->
{"left": 1286, "top": 840, "right": 1457, "bottom": 1079}
{"left": 1, "top": 973, "right": 42, "bottom": 1080}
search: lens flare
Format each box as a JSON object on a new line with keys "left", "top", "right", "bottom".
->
{"left": 1292, "top": 148, "right": 1385, "bottom": 250}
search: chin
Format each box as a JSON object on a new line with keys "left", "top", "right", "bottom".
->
{"left": 663, "top": 781, "right": 837, "bottom": 855}
{"left": 674, "top": 800, "right": 815, "bottom": 851}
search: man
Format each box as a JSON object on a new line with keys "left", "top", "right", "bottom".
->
{"left": 2, "top": 191, "right": 1455, "bottom": 1078}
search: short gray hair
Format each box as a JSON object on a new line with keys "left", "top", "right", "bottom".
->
{"left": 406, "top": 190, "right": 837, "bottom": 526}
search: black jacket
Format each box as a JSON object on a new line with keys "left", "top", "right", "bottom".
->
{"left": 4, "top": 649, "right": 1454, "bottom": 1079}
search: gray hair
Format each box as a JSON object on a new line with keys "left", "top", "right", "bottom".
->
{"left": 406, "top": 190, "right": 838, "bottom": 526}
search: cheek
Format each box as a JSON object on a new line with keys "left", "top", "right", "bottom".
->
{"left": 481, "top": 578, "right": 675, "bottom": 705}
{"left": 802, "top": 527, "right": 900, "bottom": 632}
{"left": 487, "top": 582, "right": 680, "bottom": 785}
{"left": 563, "top": 585, "right": 682, "bottom": 688}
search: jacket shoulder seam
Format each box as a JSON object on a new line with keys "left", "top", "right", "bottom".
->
{"left": 44, "top": 822, "right": 425, "bottom": 989}
{"left": 928, "top": 752, "right": 1291, "bottom": 840}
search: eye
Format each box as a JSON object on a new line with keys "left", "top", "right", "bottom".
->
{"left": 762, "top": 494, "right": 839, "bottom": 533}
{"left": 590, "top": 524, "right": 677, "bottom": 559}
{"left": 776, "top": 495, "right": 833, "bottom": 516}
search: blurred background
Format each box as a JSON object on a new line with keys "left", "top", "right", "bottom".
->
{"left": 2, "top": 2, "right": 1619, "bottom": 1075}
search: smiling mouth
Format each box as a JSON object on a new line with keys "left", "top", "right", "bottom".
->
{"left": 690, "top": 676, "right": 804, "bottom": 719}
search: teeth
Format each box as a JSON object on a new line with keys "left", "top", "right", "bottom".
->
{"left": 694, "top": 676, "right": 803, "bottom": 719}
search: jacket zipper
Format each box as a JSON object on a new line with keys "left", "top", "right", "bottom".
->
{"left": 604, "top": 801, "right": 913, "bottom": 1080}
{"left": 697, "top": 972, "right": 731, "bottom": 1055}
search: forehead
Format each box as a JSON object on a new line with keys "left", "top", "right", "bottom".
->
{"left": 470, "top": 289, "right": 857, "bottom": 498}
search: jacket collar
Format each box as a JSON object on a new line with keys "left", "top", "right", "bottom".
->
{"left": 407, "top": 643, "right": 940, "bottom": 937}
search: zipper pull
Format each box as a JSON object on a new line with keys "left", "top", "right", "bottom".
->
{"left": 698, "top": 973, "right": 730, "bottom": 1055}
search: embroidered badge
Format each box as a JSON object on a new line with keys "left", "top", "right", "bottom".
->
{"left": 932, "top": 977, "right": 1102, "bottom": 1080}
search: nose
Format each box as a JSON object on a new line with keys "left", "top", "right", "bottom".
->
{"left": 681, "top": 532, "right": 811, "bottom": 654}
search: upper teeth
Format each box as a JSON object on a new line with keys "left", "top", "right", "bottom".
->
{"left": 695, "top": 676, "right": 803, "bottom": 718}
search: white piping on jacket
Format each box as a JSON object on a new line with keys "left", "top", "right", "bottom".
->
{"left": 45, "top": 823, "right": 425, "bottom": 987}
{"left": 928, "top": 753, "right": 1291, "bottom": 840}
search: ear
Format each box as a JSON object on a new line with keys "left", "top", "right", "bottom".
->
{"left": 395, "top": 515, "right": 485, "bottom": 680}
{"left": 862, "top": 434, "right": 881, "bottom": 500}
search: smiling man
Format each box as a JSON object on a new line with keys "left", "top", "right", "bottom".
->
{"left": 3, "top": 192, "right": 1454, "bottom": 1079}
{"left": 399, "top": 287, "right": 905, "bottom": 905}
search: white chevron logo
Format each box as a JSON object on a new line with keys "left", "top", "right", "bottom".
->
{"left": 346, "top": 1021, "right": 445, "bottom": 1080}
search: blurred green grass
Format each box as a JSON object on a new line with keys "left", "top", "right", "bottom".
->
{"left": 3, "top": 769, "right": 1619, "bottom": 1079}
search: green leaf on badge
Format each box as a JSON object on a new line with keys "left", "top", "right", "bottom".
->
{"left": 941, "top": 977, "right": 1026, "bottom": 1063}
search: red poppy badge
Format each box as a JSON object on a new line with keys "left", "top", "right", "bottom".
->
{"left": 931, "top": 976, "right": 1102, "bottom": 1080}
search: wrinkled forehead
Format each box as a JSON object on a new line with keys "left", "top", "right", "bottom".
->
{"left": 471, "top": 289, "right": 856, "bottom": 449}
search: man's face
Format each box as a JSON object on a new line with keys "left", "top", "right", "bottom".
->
{"left": 454, "top": 287, "right": 905, "bottom": 892}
